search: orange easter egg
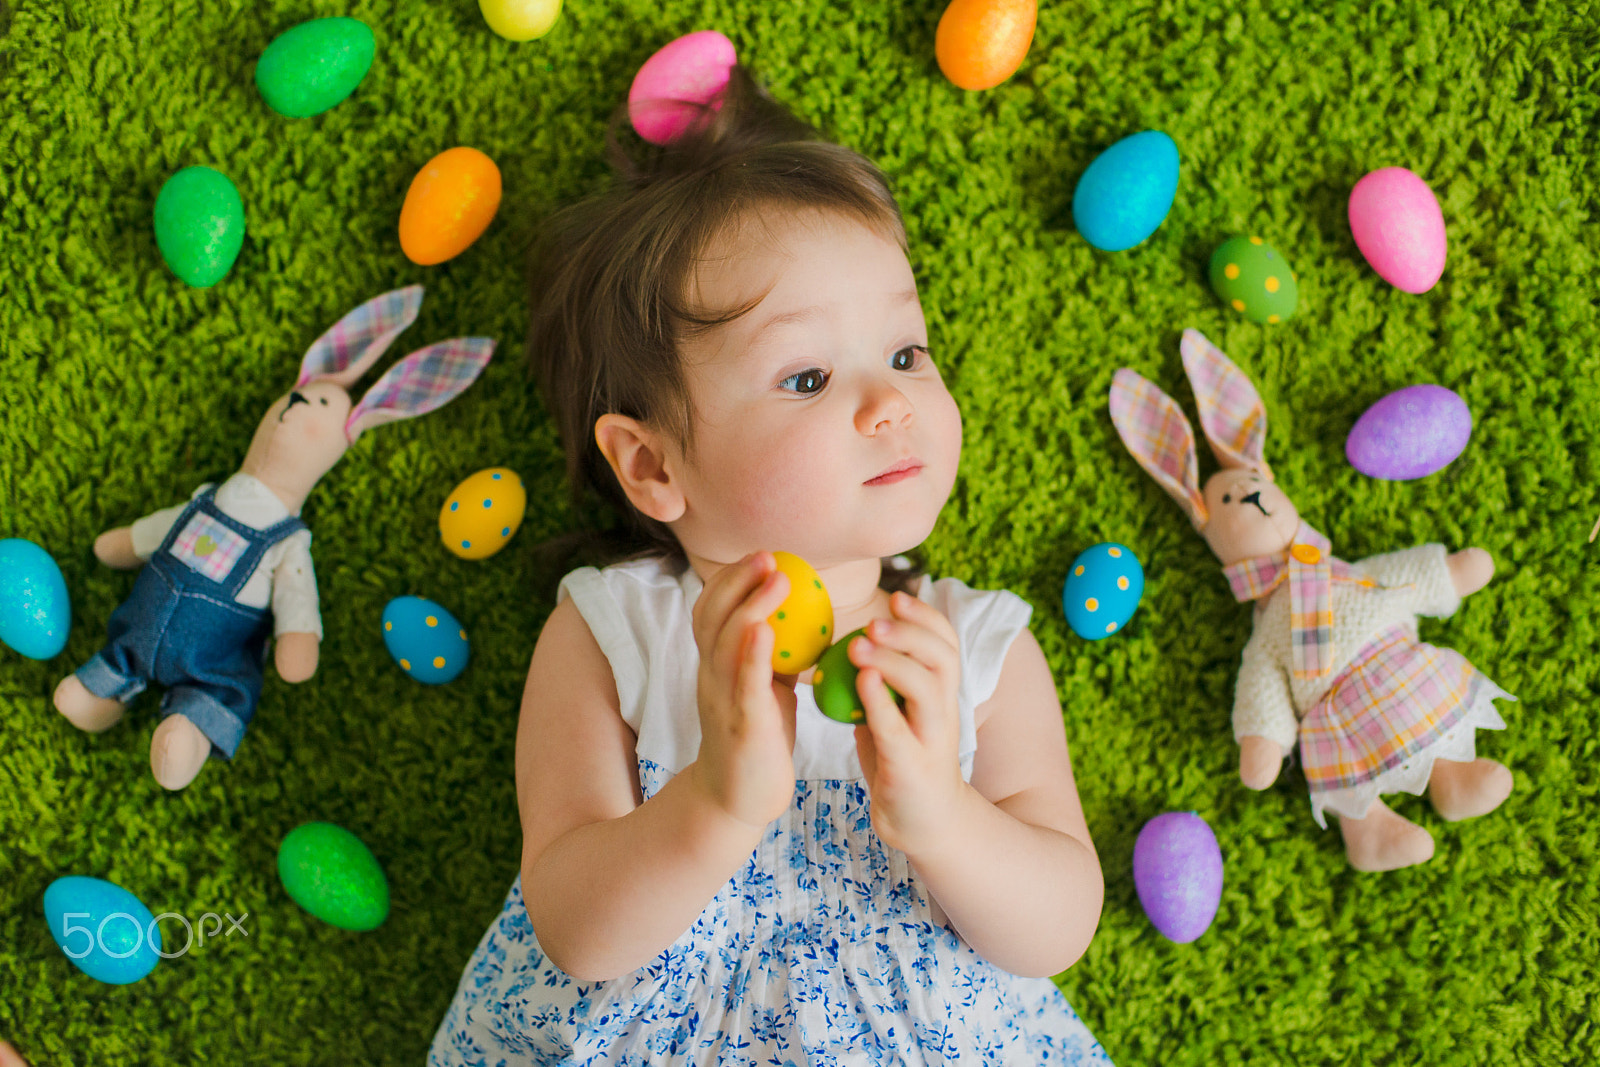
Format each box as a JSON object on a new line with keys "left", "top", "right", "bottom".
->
{"left": 935, "top": 0, "right": 1037, "bottom": 91}
{"left": 398, "top": 146, "right": 502, "bottom": 265}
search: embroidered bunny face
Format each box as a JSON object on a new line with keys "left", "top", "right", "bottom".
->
{"left": 1201, "top": 468, "right": 1299, "bottom": 566}
{"left": 242, "top": 381, "right": 356, "bottom": 493}
{"left": 238, "top": 286, "right": 497, "bottom": 514}
{"left": 1110, "top": 328, "right": 1300, "bottom": 567}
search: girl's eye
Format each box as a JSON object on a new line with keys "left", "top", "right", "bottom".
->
{"left": 892, "top": 345, "right": 929, "bottom": 371}
{"left": 777, "top": 346, "right": 928, "bottom": 395}
{"left": 779, "top": 368, "right": 829, "bottom": 394}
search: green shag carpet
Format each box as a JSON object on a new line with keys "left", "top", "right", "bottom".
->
{"left": 2, "top": 0, "right": 1597, "bottom": 1063}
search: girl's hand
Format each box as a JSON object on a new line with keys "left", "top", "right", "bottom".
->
{"left": 688, "top": 552, "right": 800, "bottom": 832}
{"left": 849, "top": 590, "right": 965, "bottom": 856}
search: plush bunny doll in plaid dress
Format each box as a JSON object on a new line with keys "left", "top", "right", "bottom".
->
{"left": 1109, "top": 329, "right": 1515, "bottom": 872}
{"left": 52, "top": 286, "right": 495, "bottom": 791}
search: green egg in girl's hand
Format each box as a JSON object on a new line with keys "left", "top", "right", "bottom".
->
{"left": 1208, "top": 235, "right": 1298, "bottom": 324}
{"left": 812, "top": 627, "right": 904, "bottom": 725}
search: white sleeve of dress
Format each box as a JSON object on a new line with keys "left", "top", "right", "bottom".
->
{"left": 922, "top": 576, "right": 1035, "bottom": 767}
{"left": 1232, "top": 625, "right": 1300, "bottom": 753}
{"left": 1355, "top": 542, "right": 1462, "bottom": 619}
{"left": 270, "top": 531, "right": 323, "bottom": 639}
{"left": 127, "top": 484, "right": 214, "bottom": 560}
{"left": 556, "top": 566, "right": 650, "bottom": 735}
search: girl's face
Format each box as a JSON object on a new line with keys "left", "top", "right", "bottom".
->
{"left": 667, "top": 208, "right": 962, "bottom": 569}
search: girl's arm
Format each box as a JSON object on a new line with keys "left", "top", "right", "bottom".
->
{"left": 515, "top": 597, "right": 766, "bottom": 983}
{"left": 903, "top": 627, "right": 1105, "bottom": 979}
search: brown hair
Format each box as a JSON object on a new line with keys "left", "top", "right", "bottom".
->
{"left": 524, "top": 62, "right": 927, "bottom": 595}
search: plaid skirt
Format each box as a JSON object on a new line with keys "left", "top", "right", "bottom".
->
{"left": 1299, "top": 625, "right": 1512, "bottom": 826}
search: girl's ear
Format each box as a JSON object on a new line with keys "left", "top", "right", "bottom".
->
{"left": 594, "top": 414, "right": 687, "bottom": 524}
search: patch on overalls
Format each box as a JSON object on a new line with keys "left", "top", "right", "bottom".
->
{"left": 170, "top": 512, "right": 252, "bottom": 583}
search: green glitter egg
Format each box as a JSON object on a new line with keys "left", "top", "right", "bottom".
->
{"left": 277, "top": 822, "right": 389, "bottom": 931}
{"left": 153, "top": 166, "right": 246, "bottom": 288}
{"left": 811, "top": 627, "right": 905, "bottom": 725}
{"left": 255, "top": 17, "right": 375, "bottom": 119}
{"left": 1208, "top": 235, "right": 1299, "bottom": 324}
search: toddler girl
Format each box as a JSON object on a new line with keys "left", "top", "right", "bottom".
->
{"left": 429, "top": 63, "right": 1112, "bottom": 1065}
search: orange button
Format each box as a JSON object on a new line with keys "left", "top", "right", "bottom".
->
{"left": 1290, "top": 543, "right": 1322, "bottom": 565}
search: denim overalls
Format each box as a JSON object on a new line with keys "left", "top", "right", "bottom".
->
{"left": 75, "top": 486, "right": 309, "bottom": 759}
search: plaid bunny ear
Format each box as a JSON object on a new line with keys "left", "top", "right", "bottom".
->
{"left": 344, "top": 336, "right": 497, "bottom": 442}
{"left": 1180, "top": 328, "right": 1272, "bottom": 479}
{"left": 1110, "top": 367, "right": 1209, "bottom": 528}
{"left": 297, "top": 286, "right": 425, "bottom": 390}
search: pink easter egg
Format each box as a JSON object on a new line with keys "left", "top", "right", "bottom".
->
{"left": 628, "top": 30, "right": 737, "bottom": 146}
{"left": 1348, "top": 167, "right": 1448, "bottom": 294}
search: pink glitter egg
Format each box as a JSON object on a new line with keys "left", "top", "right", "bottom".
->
{"left": 1133, "top": 812, "right": 1223, "bottom": 944}
{"left": 628, "top": 30, "right": 737, "bottom": 146}
{"left": 1348, "top": 167, "right": 1448, "bottom": 294}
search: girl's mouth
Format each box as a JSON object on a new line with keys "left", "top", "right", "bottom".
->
{"left": 866, "top": 461, "right": 924, "bottom": 486}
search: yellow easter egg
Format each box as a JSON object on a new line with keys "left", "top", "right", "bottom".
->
{"left": 440, "top": 467, "right": 526, "bottom": 560}
{"left": 767, "top": 552, "right": 833, "bottom": 674}
{"left": 478, "top": 0, "right": 562, "bottom": 41}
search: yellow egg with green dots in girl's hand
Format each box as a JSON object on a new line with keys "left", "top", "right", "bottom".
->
{"left": 767, "top": 552, "right": 833, "bottom": 674}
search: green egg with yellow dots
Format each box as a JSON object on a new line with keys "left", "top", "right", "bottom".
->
{"left": 812, "top": 627, "right": 905, "bottom": 725}
{"left": 1209, "top": 235, "right": 1298, "bottom": 324}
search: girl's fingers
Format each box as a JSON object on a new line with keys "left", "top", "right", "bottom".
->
{"left": 850, "top": 636, "right": 942, "bottom": 735}
{"left": 696, "top": 552, "right": 771, "bottom": 644}
{"left": 889, "top": 591, "right": 960, "bottom": 650}
{"left": 862, "top": 612, "right": 957, "bottom": 681}
{"left": 858, "top": 666, "right": 915, "bottom": 753}
{"left": 735, "top": 620, "right": 776, "bottom": 711}
{"left": 710, "top": 564, "right": 789, "bottom": 679}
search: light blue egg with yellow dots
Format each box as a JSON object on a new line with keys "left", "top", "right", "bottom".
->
{"left": 1062, "top": 543, "right": 1144, "bottom": 640}
{"left": 381, "top": 596, "right": 470, "bottom": 684}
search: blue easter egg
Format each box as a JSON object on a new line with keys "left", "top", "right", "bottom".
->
{"left": 43, "top": 876, "right": 162, "bottom": 984}
{"left": 382, "top": 596, "right": 470, "bottom": 684}
{"left": 1062, "top": 542, "right": 1144, "bottom": 640}
{"left": 0, "top": 538, "right": 71, "bottom": 659}
{"left": 1071, "top": 131, "right": 1180, "bottom": 252}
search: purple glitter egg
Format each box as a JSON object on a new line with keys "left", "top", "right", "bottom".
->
{"left": 1132, "top": 812, "right": 1223, "bottom": 944}
{"left": 1346, "top": 384, "right": 1472, "bottom": 480}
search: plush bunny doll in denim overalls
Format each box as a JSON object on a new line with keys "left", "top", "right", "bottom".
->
{"left": 52, "top": 286, "right": 495, "bottom": 790}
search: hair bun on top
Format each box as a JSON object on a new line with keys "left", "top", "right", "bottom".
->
{"left": 604, "top": 63, "right": 827, "bottom": 188}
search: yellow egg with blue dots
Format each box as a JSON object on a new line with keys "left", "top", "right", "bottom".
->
{"left": 440, "top": 467, "right": 526, "bottom": 560}
{"left": 767, "top": 551, "right": 833, "bottom": 674}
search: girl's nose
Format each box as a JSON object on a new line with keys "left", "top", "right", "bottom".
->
{"left": 855, "top": 378, "right": 914, "bottom": 435}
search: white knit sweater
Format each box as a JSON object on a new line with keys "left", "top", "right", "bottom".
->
{"left": 1231, "top": 542, "right": 1463, "bottom": 752}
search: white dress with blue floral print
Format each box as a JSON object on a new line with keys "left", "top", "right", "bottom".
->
{"left": 429, "top": 556, "right": 1112, "bottom": 1066}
